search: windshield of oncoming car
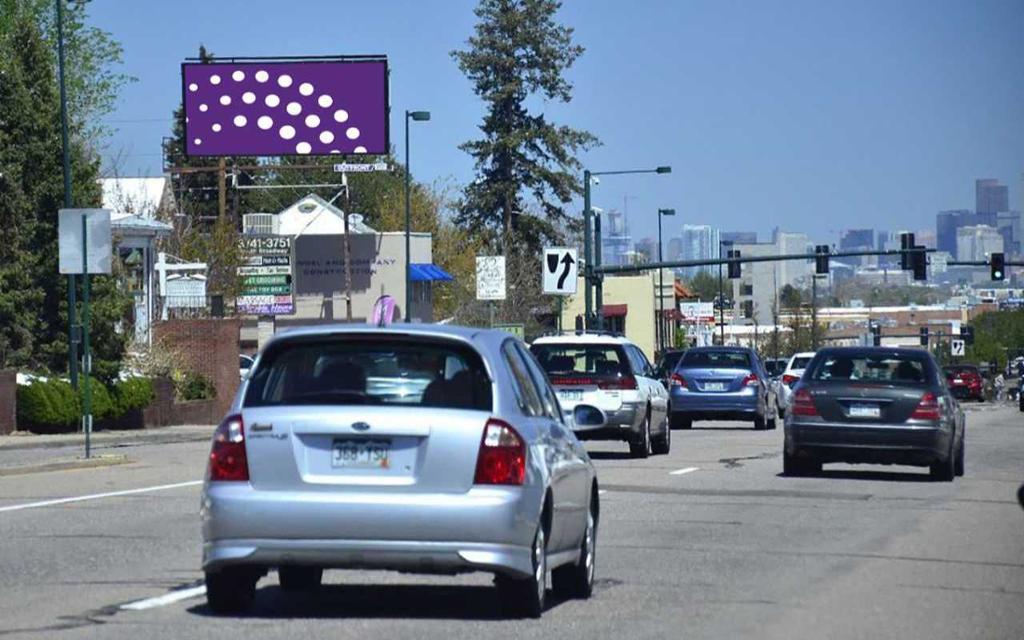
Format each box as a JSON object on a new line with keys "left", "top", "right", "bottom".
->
{"left": 244, "top": 337, "right": 492, "bottom": 410}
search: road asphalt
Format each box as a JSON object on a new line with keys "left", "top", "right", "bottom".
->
{"left": 0, "top": 403, "right": 1021, "bottom": 639}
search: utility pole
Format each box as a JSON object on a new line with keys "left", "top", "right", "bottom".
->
{"left": 217, "top": 157, "right": 227, "bottom": 220}
{"left": 583, "top": 170, "right": 592, "bottom": 327}
{"left": 341, "top": 174, "right": 354, "bottom": 321}
{"left": 811, "top": 274, "right": 819, "bottom": 349}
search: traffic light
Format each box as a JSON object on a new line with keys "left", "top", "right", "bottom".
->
{"left": 962, "top": 325, "right": 974, "bottom": 346}
{"left": 900, "top": 232, "right": 915, "bottom": 270}
{"left": 991, "top": 252, "right": 1005, "bottom": 281}
{"left": 912, "top": 245, "right": 927, "bottom": 281}
{"left": 870, "top": 321, "right": 881, "bottom": 346}
{"left": 727, "top": 249, "right": 741, "bottom": 279}
{"left": 919, "top": 326, "right": 929, "bottom": 347}
{"left": 815, "top": 245, "right": 830, "bottom": 275}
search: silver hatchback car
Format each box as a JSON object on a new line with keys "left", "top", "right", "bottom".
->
{"left": 201, "top": 324, "right": 600, "bottom": 618}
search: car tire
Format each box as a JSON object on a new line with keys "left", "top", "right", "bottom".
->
{"left": 753, "top": 414, "right": 767, "bottom": 430}
{"left": 954, "top": 437, "right": 965, "bottom": 477}
{"left": 930, "top": 446, "right": 955, "bottom": 482}
{"left": 497, "top": 524, "right": 546, "bottom": 618}
{"left": 278, "top": 566, "right": 323, "bottom": 591}
{"left": 552, "top": 496, "right": 597, "bottom": 599}
{"left": 766, "top": 415, "right": 777, "bottom": 430}
{"left": 205, "top": 568, "right": 258, "bottom": 614}
{"left": 783, "top": 452, "right": 819, "bottom": 476}
{"left": 670, "top": 414, "right": 692, "bottom": 430}
{"left": 652, "top": 415, "right": 671, "bottom": 455}
{"left": 629, "top": 413, "right": 652, "bottom": 458}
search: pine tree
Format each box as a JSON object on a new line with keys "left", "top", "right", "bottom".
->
{"left": 453, "top": 0, "right": 598, "bottom": 249}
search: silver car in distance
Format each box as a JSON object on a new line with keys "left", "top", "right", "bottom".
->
{"left": 201, "top": 324, "right": 600, "bottom": 618}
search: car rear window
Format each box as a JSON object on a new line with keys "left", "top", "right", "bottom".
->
{"left": 790, "top": 356, "right": 813, "bottom": 370}
{"left": 530, "top": 343, "right": 629, "bottom": 377}
{"left": 809, "top": 353, "right": 933, "bottom": 385}
{"left": 245, "top": 337, "right": 492, "bottom": 410}
{"left": 679, "top": 350, "right": 751, "bottom": 368}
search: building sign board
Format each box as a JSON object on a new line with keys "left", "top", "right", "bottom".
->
{"left": 476, "top": 256, "right": 506, "bottom": 301}
{"left": 237, "top": 236, "right": 294, "bottom": 315}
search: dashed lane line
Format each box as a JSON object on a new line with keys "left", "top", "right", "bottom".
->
{"left": 120, "top": 585, "right": 207, "bottom": 611}
{"left": 0, "top": 480, "right": 203, "bottom": 513}
{"left": 669, "top": 467, "right": 700, "bottom": 476}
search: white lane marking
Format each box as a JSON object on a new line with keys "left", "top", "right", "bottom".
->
{"left": 121, "top": 585, "right": 207, "bottom": 611}
{"left": 0, "top": 480, "right": 202, "bottom": 513}
{"left": 669, "top": 467, "right": 700, "bottom": 476}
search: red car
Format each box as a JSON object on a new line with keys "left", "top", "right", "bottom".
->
{"left": 944, "top": 365, "right": 983, "bottom": 401}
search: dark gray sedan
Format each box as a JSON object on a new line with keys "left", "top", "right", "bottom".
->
{"left": 784, "top": 347, "right": 965, "bottom": 481}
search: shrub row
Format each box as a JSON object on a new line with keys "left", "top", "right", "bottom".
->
{"left": 16, "top": 376, "right": 155, "bottom": 432}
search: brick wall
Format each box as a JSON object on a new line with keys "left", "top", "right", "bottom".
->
{"left": 153, "top": 318, "right": 241, "bottom": 420}
{"left": 0, "top": 370, "right": 15, "bottom": 435}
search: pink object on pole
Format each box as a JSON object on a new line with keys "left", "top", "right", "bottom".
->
{"left": 371, "top": 295, "right": 397, "bottom": 326}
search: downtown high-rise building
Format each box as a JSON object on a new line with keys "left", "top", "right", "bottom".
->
{"left": 721, "top": 231, "right": 757, "bottom": 244}
{"left": 937, "top": 209, "right": 997, "bottom": 258}
{"left": 679, "top": 224, "right": 721, "bottom": 279}
{"left": 976, "top": 179, "right": 1009, "bottom": 214}
{"left": 956, "top": 225, "right": 1004, "bottom": 262}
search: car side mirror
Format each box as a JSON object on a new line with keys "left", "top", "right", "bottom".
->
{"left": 572, "top": 404, "right": 607, "bottom": 429}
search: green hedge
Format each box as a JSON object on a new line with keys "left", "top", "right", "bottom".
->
{"left": 111, "top": 377, "right": 155, "bottom": 415}
{"left": 17, "top": 376, "right": 153, "bottom": 432}
{"left": 176, "top": 371, "right": 216, "bottom": 401}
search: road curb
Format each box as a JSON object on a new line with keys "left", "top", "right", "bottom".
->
{"left": 0, "top": 454, "right": 131, "bottom": 477}
{"left": 0, "top": 429, "right": 212, "bottom": 452}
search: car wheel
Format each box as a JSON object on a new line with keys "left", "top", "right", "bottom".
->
{"left": 753, "top": 414, "right": 767, "bottom": 430}
{"left": 552, "top": 495, "right": 597, "bottom": 599}
{"left": 278, "top": 566, "right": 323, "bottom": 591}
{"left": 205, "top": 568, "right": 258, "bottom": 614}
{"left": 629, "top": 413, "right": 652, "bottom": 458}
{"left": 670, "top": 413, "right": 692, "bottom": 429}
{"left": 930, "top": 445, "right": 955, "bottom": 482}
{"left": 766, "top": 415, "right": 777, "bottom": 430}
{"left": 783, "top": 451, "right": 819, "bottom": 476}
{"left": 652, "top": 415, "right": 671, "bottom": 455}
{"left": 954, "top": 437, "right": 965, "bottom": 477}
{"left": 497, "top": 523, "right": 546, "bottom": 618}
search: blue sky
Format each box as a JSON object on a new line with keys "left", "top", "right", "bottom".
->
{"left": 91, "top": 0, "right": 1024, "bottom": 244}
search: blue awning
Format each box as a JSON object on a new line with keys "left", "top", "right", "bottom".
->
{"left": 409, "top": 263, "right": 454, "bottom": 282}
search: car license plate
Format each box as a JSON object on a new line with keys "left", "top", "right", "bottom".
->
{"left": 848, "top": 404, "right": 880, "bottom": 419}
{"left": 559, "top": 389, "right": 583, "bottom": 402}
{"left": 704, "top": 382, "right": 726, "bottom": 392}
{"left": 331, "top": 439, "right": 391, "bottom": 469}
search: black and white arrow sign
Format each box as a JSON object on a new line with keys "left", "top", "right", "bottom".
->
{"left": 542, "top": 247, "right": 578, "bottom": 295}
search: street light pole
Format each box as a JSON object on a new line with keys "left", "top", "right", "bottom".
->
{"left": 56, "top": 0, "right": 78, "bottom": 390}
{"left": 583, "top": 166, "right": 671, "bottom": 331}
{"left": 657, "top": 208, "right": 676, "bottom": 353}
{"left": 404, "top": 110, "right": 430, "bottom": 323}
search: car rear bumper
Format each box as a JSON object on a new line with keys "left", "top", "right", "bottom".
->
{"left": 785, "top": 420, "right": 951, "bottom": 466}
{"left": 670, "top": 390, "right": 762, "bottom": 419}
{"left": 203, "top": 538, "right": 534, "bottom": 578}
{"left": 201, "top": 482, "right": 541, "bottom": 576}
{"left": 572, "top": 403, "right": 641, "bottom": 439}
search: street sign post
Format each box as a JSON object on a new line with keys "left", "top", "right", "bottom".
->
{"left": 951, "top": 339, "right": 965, "bottom": 357}
{"left": 58, "top": 208, "right": 112, "bottom": 460}
{"left": 542, "top": 247, "right": 578, "bottom": 295}
{"left": 475, "top": 256, "right": 506, "bottom": 301}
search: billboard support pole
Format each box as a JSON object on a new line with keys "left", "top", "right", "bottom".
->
{"left": 341, "top": 174, "right": 354, "bottom": 322}
{"left": 80, "top": 213, "right": 92, "bottom": 459}
{"left": 217, "top": 157, "right": 227, "bottom": 220}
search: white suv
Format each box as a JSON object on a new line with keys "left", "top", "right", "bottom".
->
{"left": 530, "top": 332, "right": 670, "bottom": 458}
{"left": 776, "top": 351, "right": 816, "bottom": 417}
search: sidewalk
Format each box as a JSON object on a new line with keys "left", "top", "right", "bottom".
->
{"left": 0, "top": 425, "right": 213, "bottom": 475}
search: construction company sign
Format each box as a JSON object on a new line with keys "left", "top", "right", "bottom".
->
{"left": 237, "top": 236, "right": 294, "bottom": 315}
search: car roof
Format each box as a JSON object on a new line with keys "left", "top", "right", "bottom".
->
{"left": 685, "top": 346, "right": 752, "bottom": 353}
{"left": 531, "top": 332, "right": 632, "bottom": 345}
{"left": 790, "top": 352, "right": 816, "bottom": 358}
{"left": 815, "top": 346, "right": 933, "bottom": 358}
{"left": 266, "top": 322, "right": 514, "bottom": 350}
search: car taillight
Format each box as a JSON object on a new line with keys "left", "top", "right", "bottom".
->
{"left": 742, "top": 373, "right": 759, "bottom": 387}
{"left": 208, "top": 414, "right": 249, "bottom": 482}
{"left": 474, "top": 419, "right": 526, "bottom": 486}
{"left": 670, "top": 373, "right": 688, "bottom": 388}
{"left": 911, "top": 392, "right": 941, "bottom": 421}
{"left": 598, "top": 375, "right": 637, "bottom": 390}
{"left": 791, "top": 388, "right": 819, "bottom": 416}
{"left": 782, "top": 373, "right": 800, "bottom": 386}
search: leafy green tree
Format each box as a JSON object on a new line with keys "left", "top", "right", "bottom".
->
{"left": 452, "top": 0, "right": 598, "bottom": 247}
{"left": 965, "top": 310, "right": 1024, "bottom": 371}
{"left": 684, "top": 271, "right": 722, "bottom": 302}
{"left": 0, "top": 5, "right": 130, "bottom": 379}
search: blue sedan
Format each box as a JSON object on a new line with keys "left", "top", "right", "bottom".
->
{"left": 668, "top": 346, "right": 778, "bottom": 430}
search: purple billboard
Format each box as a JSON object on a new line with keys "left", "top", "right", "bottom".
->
{"left": 182, "top": 58, "right": 388, "bottom": 157}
